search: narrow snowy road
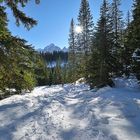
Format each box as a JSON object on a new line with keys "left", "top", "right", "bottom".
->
{"left": 0, "top": 83, "right": 140, "bottom": 140}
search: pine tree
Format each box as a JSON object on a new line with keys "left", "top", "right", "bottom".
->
{"left": 127, "top": 0, "right": 140, "bottom": 80}
{"left": 76, "top": 0, "right": 94, "bottom": 78}
{"left": 122, "top": 11, "right": 132, "bottom": 76}
{"left": 0, "top": 3, "right": 44, "bottom": 98}
{"left": 61, "top": 64, "right": 68, "bottom": 86}
{"left": 34, "top": 54, "right": 48, "bottom": 86}
{"left": 48, "top": 69, "right": 54, "bottom": 86}
{"left": 131, "top": 0, "right": 140, "bottom": 50}
{"left": 86, "top": 0, "right": 115, "bottom": 88}
{"left": 111, "top": 0, "right": 124, "bottom": 51}
{"left": 110, "top": 0, "right": 124, "bottom": 75}
{"left": 68, "top": 19, "right": 77, "bottom": 82}
{"left": 0, "top": 36, "right": 38, "bottom": 96}
{"left": 77, "top": 0, "right": 94, "bottom": 54}
{"left": 53, "top": 58, "right": 62, "bottom": 84}
{"left": 0, "top": 6, "right": 10, "bottom": 67}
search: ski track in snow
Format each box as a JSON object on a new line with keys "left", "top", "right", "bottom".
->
{"left": 0, "top": 83, "right": 140, "bottom": 140}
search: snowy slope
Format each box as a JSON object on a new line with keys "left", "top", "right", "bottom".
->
{"left": 0, "top": 81, "right": 140, "bottom": 140}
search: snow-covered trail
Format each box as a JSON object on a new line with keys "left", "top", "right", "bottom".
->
{"left": 0, "top": 83, "right": 140, "bottom": 140}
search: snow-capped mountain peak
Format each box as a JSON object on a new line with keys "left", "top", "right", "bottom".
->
{"left": 37, "top": 43, "right": 68, "bottom": 53}
{"left": 44, "top": 43, "right": 61, "bottom": 53}
{"left": 62, "top": 47, "right": 68, "bottom": 52}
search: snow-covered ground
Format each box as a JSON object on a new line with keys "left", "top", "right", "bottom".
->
{"left": 0, "top": 79, "right": 140, "bottom": 140}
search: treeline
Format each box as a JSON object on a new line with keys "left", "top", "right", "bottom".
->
{"left": 38, "top": 51, "right": 69, "bottom": 85}
{"left": 67, "top": 0, "right": 140, "bottom": 88}
{"left": 41, "top": 64, "right": 68, "bottom": 86}
{"left": 41, "top": 51, "right": 68, "bottom": 64}
{"left": 37, "top": 52, "right": 69, "bottom": 86}
{"left": 0, "top": 0, "right": 140, "bottom": 99}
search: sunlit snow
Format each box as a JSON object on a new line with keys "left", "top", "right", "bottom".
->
{"left": 0, "top": 78, "right": 140, "bottom": 140}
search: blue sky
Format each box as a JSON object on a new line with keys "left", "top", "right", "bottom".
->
{"left": 7, "top": 0, "right": 133, "bottom": 49}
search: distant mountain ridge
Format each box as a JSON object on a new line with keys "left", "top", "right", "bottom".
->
{"left": 37, "top": 43, "right": 68, "bottom": 53}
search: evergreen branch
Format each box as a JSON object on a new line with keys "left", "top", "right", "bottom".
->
{"left": 5, "top": 0, "right": 38, "bottom": 29}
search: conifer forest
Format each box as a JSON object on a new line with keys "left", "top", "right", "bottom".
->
{"left": 1, "top": 1, "right": 140, "bottom": 140}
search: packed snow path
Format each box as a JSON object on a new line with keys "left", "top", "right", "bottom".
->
{"left": 0, "top": 83, "right": 140, "bottom": 140}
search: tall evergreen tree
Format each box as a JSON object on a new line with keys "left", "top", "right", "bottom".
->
{"left": 122, "top": 10, "right": 132, "bottom": 76}
{"left": 111, "top": 0, "right": 124, "bottom": 52}
{"left": 0, "top": 36, "right": 37, "bottom": 95}
{"left": 53, "top": 58, "right": 62, "bottom": 84}
{"left": 61, "top": 64, "right": 68, "bottom": 86}
{"left": 76, "top": 0, "right": 94, "bottom": 78}
{"left": 130, "top": 0, "right": 140, "bottom": 50}
{"left": 86, "top": 0, "right": 114, "bottom": 88}
{"left": 126, "top": 0, "right": 140, "bottom": 80}
{"left": 110, "top": 0, "right": 124, "bottom": 75}
{"left": 77, "top": 0, "right": 94, "bottom": 54}
{"left": 68, "top": 19, "right": 77, "bottom": 82}
{"left": 0, "top": 2, "right": 44, "bottom": 98}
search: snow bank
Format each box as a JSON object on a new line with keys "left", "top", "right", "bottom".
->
{"left": 114, "top": 76, "right": 140, "bottom": 89}
{"left": 75, "top": 78, "right": 86, "bottom": 85}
